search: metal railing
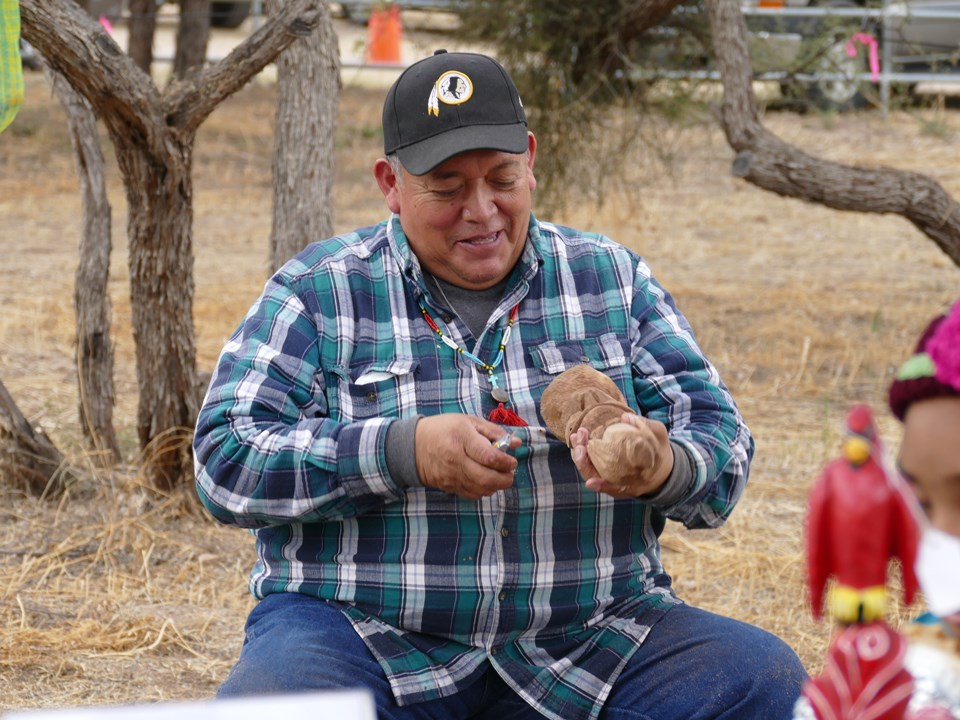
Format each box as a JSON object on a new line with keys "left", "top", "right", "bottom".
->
{"left": 742, "top": 2, "right": 960, "bottom": 113}
{"left": 133, "top": 0, "right": 960, "bottom": 113}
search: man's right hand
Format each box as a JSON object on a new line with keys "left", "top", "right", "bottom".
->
{"left": 414, "top": 415, "right": 519, "bottom": 500}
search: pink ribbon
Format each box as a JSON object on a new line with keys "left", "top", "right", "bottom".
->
{"left": 846, "top": 32, "right": 880, "bottom": 82}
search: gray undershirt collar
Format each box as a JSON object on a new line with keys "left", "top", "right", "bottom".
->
{"left": 423, "top": 272, "right": 507, "bottom": 339}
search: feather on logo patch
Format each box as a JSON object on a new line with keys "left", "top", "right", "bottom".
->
{"left": 428, "top": 71, "right": 473, "bottom": 116}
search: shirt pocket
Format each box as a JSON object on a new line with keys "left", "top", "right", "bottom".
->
{"left": 528, "top": 333, "right": 633, "bottom": 406}
{"left": 530, "top": 332, "right": 629, "bottom": 375}
{"left": 325, "top": 358, "right": 420, "bottom": 422}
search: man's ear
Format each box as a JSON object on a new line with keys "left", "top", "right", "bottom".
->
{"left": 526, "top": 132, "right": 537, "bottom": 193}
{"left": 373, "top": 158, "right": 402, "bottom": 214}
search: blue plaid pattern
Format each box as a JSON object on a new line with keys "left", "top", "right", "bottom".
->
{"left": 195, "top": 214, "right": 753, "bottom": 720}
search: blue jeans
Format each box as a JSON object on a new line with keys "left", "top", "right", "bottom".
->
{"left": 219, "top": 592, "right": 807, "bottom": 719}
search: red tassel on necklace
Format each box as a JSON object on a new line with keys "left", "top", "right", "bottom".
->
{"left": 488, "top": 403, "right": 527, "bottom": 427}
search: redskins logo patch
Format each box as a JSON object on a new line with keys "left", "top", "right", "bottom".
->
{"left": 427, "top": 71, "right": 474, "bottom": 117}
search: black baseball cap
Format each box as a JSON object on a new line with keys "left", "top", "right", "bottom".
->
{"left": 382, "top": 50, "right": 528, "bottom": 176}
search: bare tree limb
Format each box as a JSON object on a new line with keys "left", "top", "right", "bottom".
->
{"left": 21, "top": 0, "right": 322, "bottom": 138}
{"left": 175, "top": 0, "right": 211, "bottom": 80}
{"left": 165, "top": 0, "right": 322, "bottom": 132}
{"left": 269, "top": 0, "right": 340, "bottom": 271}
{"left": 0, "top": 379, "right": 69, "bottom": 497}
{"left": 44, "top": 65, "right": 122, "bottom": 466}
{"left": 20, "top": 0, "right": 162, "bottom": 146}
{"left": 128, "top": 0, "right": 158, "bottom": 73}
{"left": 19, "top": 0, "right": 323, "bottom": 487}
{"left": 706, "top": 0, "right": 960, "bottom": 266}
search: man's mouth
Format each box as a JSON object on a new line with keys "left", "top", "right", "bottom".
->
{"left": 458, "top": 231, "right": 502, "bottom": 247}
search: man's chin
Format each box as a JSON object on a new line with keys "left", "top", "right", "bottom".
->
{"left": 446, "top": 260, "right": 511, "bottom": 290}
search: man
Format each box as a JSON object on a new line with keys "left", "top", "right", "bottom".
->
{"left": 194, "top": 50, "right": 807, "bottom": 719}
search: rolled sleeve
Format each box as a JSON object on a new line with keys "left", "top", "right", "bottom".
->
{"left": 194, "top": 272, "right": 404, "bottom": 528}
{"left": 630, "top": 266, "right": 753, "bottom": 529}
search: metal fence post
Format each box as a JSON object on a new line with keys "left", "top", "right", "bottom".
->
{"left": 881, "top": 0, "right": 891, "bottom": 117}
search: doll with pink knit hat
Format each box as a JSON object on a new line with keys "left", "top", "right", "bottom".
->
{"left": 793, "top": 299, "right": 960, "bottom": 720}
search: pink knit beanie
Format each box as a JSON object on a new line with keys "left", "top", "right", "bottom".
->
{"left": 888, "top": 300, "right": 960, "bottom": 421}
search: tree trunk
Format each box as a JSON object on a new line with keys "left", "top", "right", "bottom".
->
{"left": 45, "top": 67, "right": 122, "bottom": 467}
{"left": 175, "top": 0, "right": 211, "bottom": 80}
{"left": 111, "top": 132, "right": 199, "bottom": 490}
{"left": 0, "top": 379, "right": 68, "bottom": 497}
{"left": 127, "top": 0, "right": 157, "bottom": 75}
{"left": 269, "top": 0, "right": 341, "bottom": 272}
{"left": 22, "top": 0, "right": 323, "bottom": 489}
{"left": 705, "top": 0, "right": 960, "bottom": 267}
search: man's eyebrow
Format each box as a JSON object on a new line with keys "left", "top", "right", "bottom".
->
{"left": 428, "top": 169, "right": 462, "bottom": 181}
{"left": 490, "top": 160, "right": 525, "bottom": 175}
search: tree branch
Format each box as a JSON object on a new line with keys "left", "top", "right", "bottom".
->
{"left": 165, "top": 0, "right": 322, "bottom": 133}
{"left": 20, "top": 0, "right": 165, "bottom": 152}
{"left": 706, "top": 0, "right": 960, "bottom": 266}
{"left": 0, "top": 378, "right": 69, "bottom": 497}
{"left": 22, "top": 0, "right": 322, "bottom": 142}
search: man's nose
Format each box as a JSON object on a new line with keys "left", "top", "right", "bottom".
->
{"left": 462, "top": 183, "right": 496, "bottom": 222}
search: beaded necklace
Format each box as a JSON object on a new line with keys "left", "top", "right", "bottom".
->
{"left": 417, "top": 296, "right": 526, "bottom": 426}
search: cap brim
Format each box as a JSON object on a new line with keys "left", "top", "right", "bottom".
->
{"left": 396, "top": 123, "right": 529, "bottom": 176}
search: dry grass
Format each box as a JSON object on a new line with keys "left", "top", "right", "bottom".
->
{"left": 1, "top": 69, "right": 958, "bottom": 712}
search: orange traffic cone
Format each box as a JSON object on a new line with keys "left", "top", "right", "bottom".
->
{"left": 367, "top": 4, "right": 403, "bottom": 65}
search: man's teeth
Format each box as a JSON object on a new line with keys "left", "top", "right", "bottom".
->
{"left": 465, "top": 233, "right": 497, "bottom": 244}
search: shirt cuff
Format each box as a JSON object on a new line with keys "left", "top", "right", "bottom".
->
{"left": 639, "top": 440, "right": 695, "bottom": 507}
{"left": 385, "top": 416, "right": 423, "bottom": 488}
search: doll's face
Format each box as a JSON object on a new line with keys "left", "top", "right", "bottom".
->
{"left": 898, "top": 396, "right": 960, "bottom": 538}
{"left": 898, "top": 396, "right": 960, "bottom": 630}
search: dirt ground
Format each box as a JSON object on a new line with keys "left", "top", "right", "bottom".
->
{"left": 1, "top": 66, "right": 958, "bottom": 714}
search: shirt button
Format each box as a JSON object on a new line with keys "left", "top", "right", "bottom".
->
{"left": 579, "top": 355, "right": 590, "bottom": 363}
{"left": 441, "top": 314, "right": 453, "bottom": 323}
{"left": 490, "top": 647, "right": 498, "bottom": 656}
{"left": 366, "top": 391, "right": 378, "bottom": 402}
{"left": 500, "top": 527, "right": 509, "bottom": 538}
{"left": 498, "top": 590, "right": 507, "bottom": 602}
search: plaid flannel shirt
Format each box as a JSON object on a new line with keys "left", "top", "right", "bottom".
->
{"left": 194, "top": 214, "right": 753, "bottom": 720}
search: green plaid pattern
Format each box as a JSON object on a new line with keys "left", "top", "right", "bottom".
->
{"left": 0, "top": 0, "right": 23, "bottom": 133}
{"left": 195, "top": 214, "right": 753, "bottom": 720}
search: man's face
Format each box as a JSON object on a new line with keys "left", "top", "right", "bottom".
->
{"left": 375, "top": 134, "right": 537, "bottom": 290}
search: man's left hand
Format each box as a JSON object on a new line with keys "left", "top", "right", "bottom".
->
{"left": 570, "top": 413, "right": 674, "bottom": 498}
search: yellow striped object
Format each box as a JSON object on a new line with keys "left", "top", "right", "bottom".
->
{"left": 1, "top": 0, "right": 24, "bottom": 133}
